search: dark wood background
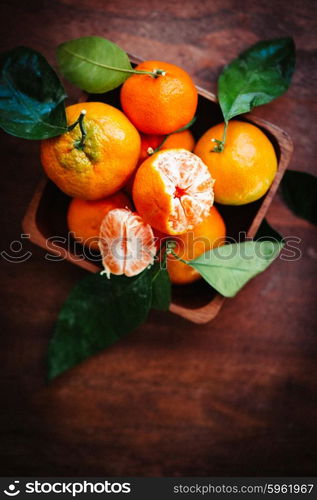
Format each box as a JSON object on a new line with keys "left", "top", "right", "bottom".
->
{"left": 0, "top": 0, "right": 316, "bottom": 477}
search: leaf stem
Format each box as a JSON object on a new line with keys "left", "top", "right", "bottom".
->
{"left": 166, "top": 242, "right": 189, "bottom": 265}
{"left": 170, "top": 249, "right": 188, "bottom": 265}
{"left": 68, "top": 110, "right": 87, "bottom": 150}
{"left": 211, "top": 120, "right": 228, "bottom": 153}
{"left": 62, "top": 48, "right": 165, "bottom": 78}
{"left": 154, "top": 240, "right": 169, "bottom": 269}
{"left": 148, "top": 116, "right": 197, "bottom": 156}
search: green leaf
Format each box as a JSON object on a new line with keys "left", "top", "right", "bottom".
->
{"left": 255, "top": 219, "right": 283, "bottom": 242}
{"left": 150, "top": 261, "right": 171, "bottom": 311}
{"left": 0, "top": 46, "right": 67, "bottom": 139}
{"left": 280, "top": 170, "right": 317, "bottom": 226}
{"left": 218, "top": 37, "right": 295, "bottom": 122}
{"left": 57, "top": 36, "right": 133, "bottom": 93}
{"left": 188, "top": 241, "right": 283, "bottom": 298}
{"left": 48, "top": 271, "right": 152, "bottom": 379}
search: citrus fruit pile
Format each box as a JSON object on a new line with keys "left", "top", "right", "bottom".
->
{"left": 40, "top": 59, "right": 277, "bottom": 285}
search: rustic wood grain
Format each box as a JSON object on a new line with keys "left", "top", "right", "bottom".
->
{"left": 0, "top": 0, "right": 316, "bottom": 477}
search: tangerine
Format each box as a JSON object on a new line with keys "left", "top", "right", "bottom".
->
{"left": 41, "top": 102, "right": 141, "bottom": 200}
{"left": 138, "top": 129, "right": 195, "bottom": 165}
{"left": 166, "top": 206, "right": 226, "bottom": 284}
{"left": 120, "top": 61, "right": 198, "bottom": 135}
{"left": 67, "top": 191, "right": 132, "bottom": 251}
{"left": 194, "top": 121, "right": 277, "bottom": 205}
{"left": 132, "top": 149, "right": 214, "bottom": 235}
{"left": 99, "top": 208, "right": 156, "bottom": 277}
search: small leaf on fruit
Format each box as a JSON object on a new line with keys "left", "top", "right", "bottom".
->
{"left": 218, "top": 37, "right": 295, "bottom": 122}
{"left": 57, "top": 36, "right": 133, "bottom": 93}
{"left": 187, "top": 241, "right": 283, "bottom": 297}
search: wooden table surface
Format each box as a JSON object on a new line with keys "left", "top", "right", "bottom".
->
{"left": 0, "top": 0, "right": 316, "bottom": 477}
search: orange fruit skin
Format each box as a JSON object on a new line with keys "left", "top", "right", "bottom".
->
{"left": 124, "top": 130, "right": 195, "bottom": 195}
{"left": 120, "top": 61, "right": 198, "bottom": 135}
{"left": 41, "top": 102, "right": 141, "bottom": 200}
{"left": 194, "top": 121, "right": 278, "bottom": 205}
{"left": 166, "top": 206, "right": 226, "bottom": 285}
{"left": 67, "top": 191, "right": 132, "bottom": 251}
{"left": 138, "top": 129, "right": 195, "bottom": 165}
{"left": 132, "top": 149, "right": 214, "bottom": 235}
{"left": 99, "top": 208, "right": 156, "bottom": 277}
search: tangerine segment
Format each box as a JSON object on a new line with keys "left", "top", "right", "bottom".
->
{"left": 67, "top": 191, "right": 132, "bottom": 251}
{"left": 120, "top": 60, "right": 198, "bottom": 135}
{"left": 133, "top": 149, "right": 215, "bottom": 235}
{"left": 166, "top": 206, "right": 226, "bottom": 285}
{"left": 41, "top": 102, "right": 141, "bottom": 200}
{"left": 194, "top": 121, "right": 278, "bottom": 205}
{"left": 99, "top": 208, "right": 156, "bottom": 278}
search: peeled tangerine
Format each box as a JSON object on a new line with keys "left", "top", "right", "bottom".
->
{"left": 99, "top": 208, "right": 156, "bottom": 278}
{"left": 133, "top": 149, "right": 215, "bottom": 235}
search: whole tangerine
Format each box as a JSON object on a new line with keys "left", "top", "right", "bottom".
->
{"left": 120, "top": 60, "right": 198, "bottom": 135}
{"left": 194, "top": 121, "right": 277, "bottom": 205}
{"left": 41, "top": 102, "right": 141, "bottom": 200}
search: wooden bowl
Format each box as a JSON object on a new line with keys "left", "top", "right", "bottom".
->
{"left": 22, "top": 71, "right": 293, "bottom": 324}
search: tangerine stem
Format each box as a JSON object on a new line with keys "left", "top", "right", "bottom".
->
{"left": 166, "top": 242, "right": 189, "bottom": 265}
{"left": 169, "top": 248, "right": 188, "bottom": 265}
{"left": 211, "top": 120, "right": 228, "bottom": 153}
{"left": 149, "top": 116, "right": 197, "bottom": 156}
{"left": 152, "top": 239, "right": 167, "bottom": 270}
{"left": 68, "top": 110, "right": 87, "bottom": 150}
{"left": 152, "top": 68, "right": 166, "bottom": 78}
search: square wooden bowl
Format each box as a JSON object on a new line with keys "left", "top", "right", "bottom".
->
{"left": 22, "top": 63, "right": 293, "bottom": 324}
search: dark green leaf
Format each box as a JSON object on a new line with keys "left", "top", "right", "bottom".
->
{"left": 0, "top": 46, "right": 67, "bottom": 139}
{"left": 57, "top": 36, "right": 133, "bottom": 93}
{"left": 280, "top": 170, "right": 317, "bottom": 226}
{"left": 150, "top": 260, "right": 171, "bottom": 311}
{"left": 218, "top": 38, "right": 295, "bottom": 121}
{"left": 48, "top": 271, "right": 152, "bottom": 379}
{"left": 255, "top": 219, "right": 283, "bottom": 242}
{"left": 188, "top": 241, "right": 283, "bottom": 297}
